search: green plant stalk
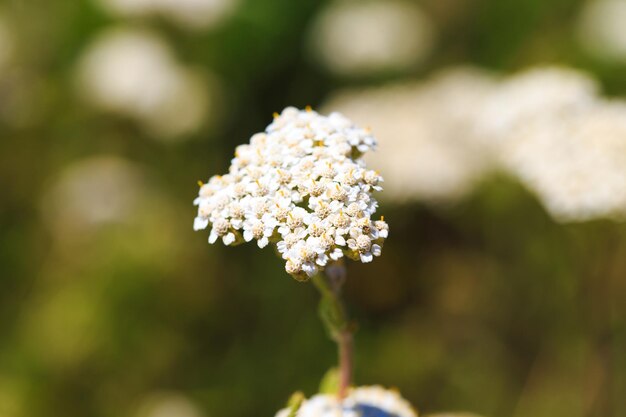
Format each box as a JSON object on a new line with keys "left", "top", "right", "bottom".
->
{"left": 312, "top": 268, "right": 353, "bottom": 399}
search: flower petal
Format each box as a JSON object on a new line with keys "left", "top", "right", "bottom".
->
{"left": 360, "top": 252, "right": 373, "bottom": 263}
{"left": 193, "top": 217, "right": 209, "bottom": 231}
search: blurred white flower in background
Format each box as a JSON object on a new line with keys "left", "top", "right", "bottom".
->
{"left": 156, "top": 0, "right": 239, "bottom": 30}
{"left": 76, "top": 28, "right": 215, "bottom": 141}
{"left": 475, "top": 67, "right": 599, "bottom": 145}
{"left": 308, "top": 0, "right": 435, "bottom": 76}
{"left": 41, "top": 156, "right": 144, "bottom": 239}
{"left": 577, "top": 0, "right": 626, "bottom": 62}
{"left": 96, "top": 0, "right": 238, "bottom": 30}
{"left": 136, "top": 392, "right": 204, "bottom": 417}
{"left": 275, "top": 386, "right": 417, "bottom": 417}
{"left": 500, "top": 101, "right": 626, "bottom": 222}
{"left": 323, "top": 68, "right": 497, "bottom": 203}
{"left": 474, "top": 66, "right": 626, "bottom": 221}
{"left": 96, "top": 0, "right": 154, "bottom": 16}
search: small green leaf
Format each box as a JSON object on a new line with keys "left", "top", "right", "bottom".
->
{"left": 319, "top": 367, "right": 340, "bottom": 394}
{"left": 286, "top": 391, "right": 304, "bottom": 417}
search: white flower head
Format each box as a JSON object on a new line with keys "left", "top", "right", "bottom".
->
{"left": 194, "top": 107, "right": 388, "bottom": 280}
{"left": 274, "top": 386, "right": 417, "bottom": 417}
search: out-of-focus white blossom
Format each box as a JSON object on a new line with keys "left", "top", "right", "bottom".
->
{"left": 308, "top": 0, "right": 435, "bottom": 76}
{"left": 77, "top": 28, "right": 213, "bottom": 141}
{"left": 193, "top": 107, "right": 388, "bottom": 280}
{"left": 41, "top": 156, "right": 144, "bottom": 237}
{"left": 499, "top": 101, "right": 626, "bottom": 222}
{"left": 578, "top": 0, "right": 626, "bottom": 62}
{"left": 471, "top": 66, "right": 626, "bottom": 221}
{"left": 97, "top": 0, "right": 153, "bottom": 16}
{"left": 323, "top": 68, "right": 497, "bottom": 203}
{"left": 275, "top": 386, "right": 417, "bottom": 417}
{"left": 158, "top": 0, "right": 238, "bottom": 29}
{"left": 136, "top": 392, "right": 204, "bottom": 417}
{"left": 475, "top": 67, "right": 599, "bottom": 146}
{"left": 96, "top": 0, "right": 238, "bottom": 30}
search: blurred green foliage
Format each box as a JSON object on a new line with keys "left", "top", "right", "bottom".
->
{"left": 1, "top": 0, "right": 626, "bottom": 417}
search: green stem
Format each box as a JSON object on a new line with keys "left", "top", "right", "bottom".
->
{"left": 312, "top": 267, "right": 353, "bottom": 399}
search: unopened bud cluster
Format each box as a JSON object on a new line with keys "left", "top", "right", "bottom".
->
{"left": 194, "top": 107, "right": 388, "bottom": 280}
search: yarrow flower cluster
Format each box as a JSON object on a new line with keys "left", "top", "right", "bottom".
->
{"left": 275, "top": 386, "right": 417, "bottom": 417}
{"left": 194, "top": 107, "right": 388, "bottom": 280}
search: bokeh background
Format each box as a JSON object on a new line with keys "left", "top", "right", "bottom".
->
{"left": 2, "top": 0, "right": 626, "bottom": 416}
